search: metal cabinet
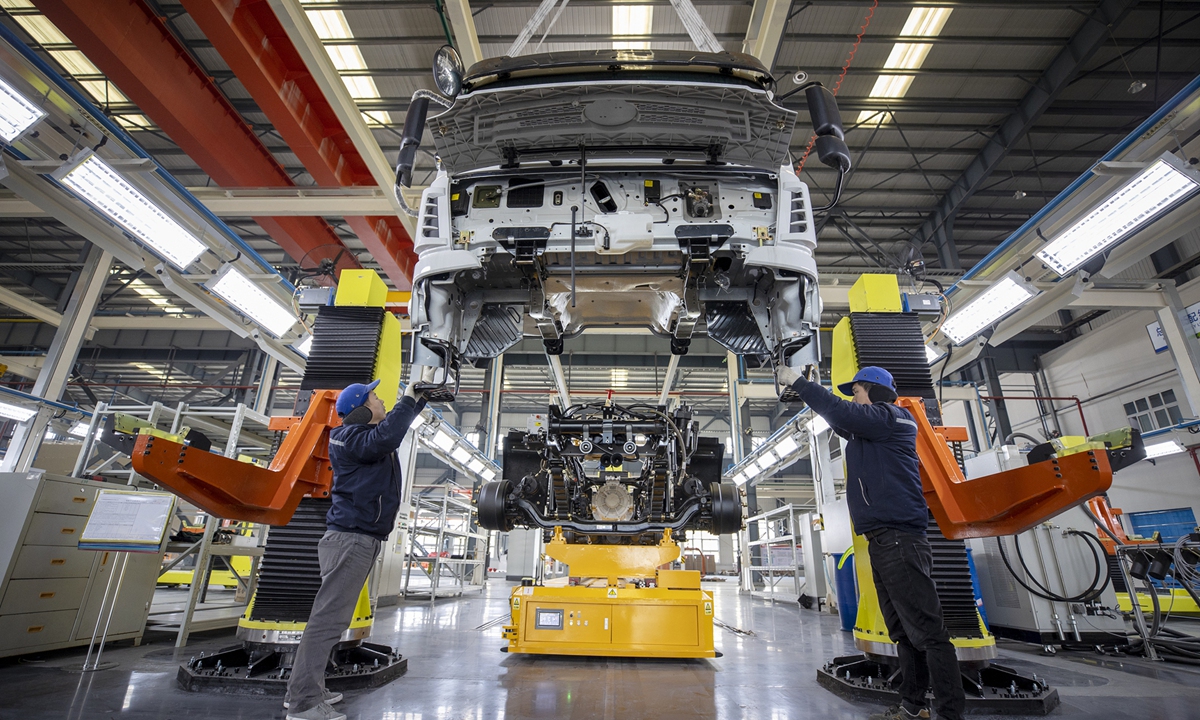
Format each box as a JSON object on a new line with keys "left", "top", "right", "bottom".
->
{"left": 0, "top": 471, "right": 162, "bottom": 658}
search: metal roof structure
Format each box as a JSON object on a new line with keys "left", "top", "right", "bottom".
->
{"left": 0, "top": 0, "right": 1197, "bottom": 505}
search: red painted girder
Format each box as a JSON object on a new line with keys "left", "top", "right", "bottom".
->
{"left": 180, "top": 0, "right": 415, "bottom": 289}
{"left": 37, "top": 0, "right": 361, "bottom": 279}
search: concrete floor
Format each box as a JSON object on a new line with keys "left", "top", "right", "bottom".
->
{"left": 2, "top": 580, "right": 1200, "bottom": 720}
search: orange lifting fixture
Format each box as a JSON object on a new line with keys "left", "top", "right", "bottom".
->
{"left": 898, "top": 396, "right": 1113, "bottom": 540}
{"left": 131, "top": 390, "right": 342, "bottom": 526}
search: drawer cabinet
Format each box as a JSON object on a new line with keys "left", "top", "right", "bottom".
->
{"left": 0, "top": 471, "right": 163, "bottom": 658}
{"left": 34, "top": 479, "right": 96, "bottom": 517}
{"left": 0, "top": 610, "right": 78, "bottom": 651}
{"left": 23, "top": 513, "right": 85, "bottom": 547}
{"left": 0, "top": 577, "right": 90, "bottom": 614}
{"left": 11, "top": 545, "right": 95, "bottom": 580}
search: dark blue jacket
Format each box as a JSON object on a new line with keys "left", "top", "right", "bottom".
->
{"left": 326, "top": 395, "right": 426, "bottom": 541}
{"left": 790, "top": 378, "right": 927, "bottom": 535}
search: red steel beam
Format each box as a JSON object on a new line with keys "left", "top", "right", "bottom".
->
{"left": 37, "top": 0, "right": 361, "bottom": 281}
{"left": 179, "top": 0, "right": 416, "bottom": 288}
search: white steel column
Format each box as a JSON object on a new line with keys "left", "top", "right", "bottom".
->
{"left": 484, "top": 355, "right": 505, "bottom": 459}
{"left": 253, "top": 355, "right": 279, "bottom": 415}
{"left": 1158, "top": 284, "right": 1200, "bottom": 416}
{"left": 2, "top": 245, "right": 112, "bottom": 472}
{"left": 658, "top": 353, "right": 680, "bottom": 408}
{"left": 443, "top": 0, "right": 484, "bottom": 68}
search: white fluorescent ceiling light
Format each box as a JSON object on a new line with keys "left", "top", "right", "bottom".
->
{"left": 857, "top": 7, "right": 952, "bottom": 124}
{"left": 451, "top": 446, "right": 472, "bottom": 464}
{"left": 941, "top": 272, "right": 1038, "bottom": 345}
{"left": 775, "top": 435, "right": 800, "bottom": 457}
{"left": 481, "top": 467, "right": 497, "bottom": 481}
{"left": 58, "top": 154, "right": 206, "bottom": 269}
{"left": 0, "top": 402, "right": 37, "bottom": 422}
{"left": 468, "top": 458, "right": 486, "bottom": 474}
{"left": 0, "top": 75, "right": 45, "bottom": 141}
{"left": 207, "top": 266, "right": 299, "bottom": 338}
{"left": 1144, "top": 440, "right": 1185, "bottom": 459}
{"left": 810, "top": 415, "right": 830, "bottom": 436}
{"left": 432, "top": 429, "right": 456, "bottom": 451}
{"left": 612, "top": 6, "right": 653, "bottom": 50}
{"left": 1036, "top": 157, "right": 1200, "bottom": 276}
{"left": 69, "top": 421, "right": 90, "bottom": 437}
{"left": 293, "top": 335, "right": 313, "bottom": 357}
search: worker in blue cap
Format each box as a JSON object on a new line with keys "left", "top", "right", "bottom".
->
{"left": 778, "top": 364, "right": 964, "bottom": 720}
{"left": 286, "top": 377, "right": 428, "bottom": 720}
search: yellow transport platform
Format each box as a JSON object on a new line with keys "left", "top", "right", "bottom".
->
{"left": 1118, "top": 589, "right": 1200, "bottom": 616}
{"left": 502, "top": 528, "right": 717, "bottom": 658}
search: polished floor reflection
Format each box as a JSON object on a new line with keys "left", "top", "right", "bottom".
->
{"left": 2, "top": 580, "right": 1200, "bottom": 719}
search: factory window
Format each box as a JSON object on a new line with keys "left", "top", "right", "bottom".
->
{"left": 1127, "top": 507, "right": 1197, "bottom": 544}
{"left": 1125, "top": 390, "right": 1183, "bottom": 433}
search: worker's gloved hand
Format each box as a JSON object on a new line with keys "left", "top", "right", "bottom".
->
{"left": 776, "top": 365, "right": 802, "bottom": 388}
{"left": 403, "top": 383, "right": 418, "bottom": 400}
{"left": 804, "top": 364, "right": 820, "bottom": 383}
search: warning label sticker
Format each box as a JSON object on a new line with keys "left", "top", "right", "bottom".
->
{"left": 607, "top": 587, "right": 618, "bottom": 598}
{"left": 704, "top": 601, "right": 713, "bottom": 616}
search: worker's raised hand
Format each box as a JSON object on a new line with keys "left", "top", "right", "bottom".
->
{"left": 776, "top": 364, "right": 802, "bottom": 388}
{"left": 804, "top": 364, "right": 820, "bottom": 383}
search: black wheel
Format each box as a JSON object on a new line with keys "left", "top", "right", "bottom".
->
{"left": 477, "top": 480, "right": 514, "bottom": 531}
{"left": 709, "top": 483, "right": 742, "bottom": 535}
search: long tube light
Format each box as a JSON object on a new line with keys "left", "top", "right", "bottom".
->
{"left": 0, "top": 401, "right": 37, "bottom": 422}
{"left": 56, "top": 152, "right": 206, "bottom": 269}
{"left": 1144, "top": 440, "right": 1185, "bottom": 459}
{"left": 941, "top": 272, "right": 1038, "bottom": 345}
{"left": 206, "top": 265, "right": 299, "bottom": 338}
{"left": 728, "top": 408, "right": 826, "bottom": 486}
{"left": 0, "top": 74, "right": 45, "bottom": 141}
{"left": 1036, "top": 155, "right": 1200, "bottom": 276}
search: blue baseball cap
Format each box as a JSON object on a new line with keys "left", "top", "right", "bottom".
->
{"left": 336, "top": 379, "right": 381, "bottom": 415}
{"left": 838, "top": 366, "right": 895, "bottom": 396}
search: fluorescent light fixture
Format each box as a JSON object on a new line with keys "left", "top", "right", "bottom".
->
{"left": 612, "top": 5, "right": 653, "bottom": 49}
{"left": 70, "top": 422, "right": 90, "bottom": 437}
{"left": 0, "top": 75, "right": 45, "bottom": 141}
{"left": 775, "top": 435, "right": 800, "bottom": 457}
{"left": 761, "top": 449, "right": 780, "bottom": 464}
{"left": 0, "top": 401, "right": 37, "bottom": 422}
{"left": 432, "top": 429, "right": 456, "bottom": 451}
{"left": 451, "top": 446, "right": 472, "bottom": 464}
{"left": 409, "top": 413, "right": 427, "bottom": 430}
{"left": 1036, "top": 157, "right": 1200, "bottom": 276}
{"left": 293, "top": 335, "right": 313, "bottom": 357}
{"left": 1144, "top": 440, "right": 1185, "bottom": 459}
{"left": 733, "top": 471, "right": 749, "bottom": 486}
{"left": 857, "top": 7, "right": 952, "bottom": 124}
{"left": 941, "top": 272, "right": 1038, "bottom": 345}
{"left": 207, "top": 266, "right": 299, "bottom": 338}
{"left": 469, "top": 458, "right": 486, "bottom": 474}
{"left": 481, "top": 467, "right": 497, "bottom": 481}
{"left": 58, "top": 154, "right": 206, "bottom": 269}
{"left": 810, "top": 415, "right": 830, "bottom": 436}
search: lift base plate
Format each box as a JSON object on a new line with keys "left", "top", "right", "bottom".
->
{"left": 177, "top": 641, "right": 407, "bottom": 694}
{"left": 817, "top": 654, "right": 1060, "bottom": 715}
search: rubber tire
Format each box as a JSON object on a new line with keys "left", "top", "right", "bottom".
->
{"left": 710, "top": 483, "right": 742, "bottom": 535}
{"left": 477, "top": 480, "right": 514, "bottom": 531}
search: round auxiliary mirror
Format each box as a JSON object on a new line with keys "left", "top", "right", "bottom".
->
{"left": 433, "top": 44, "right": 465, "bottom": 99}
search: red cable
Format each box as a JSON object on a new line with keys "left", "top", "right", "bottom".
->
{"left": 796, "top": 0, "right": 877, "bottom": 173}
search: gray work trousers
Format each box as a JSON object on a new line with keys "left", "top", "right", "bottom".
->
{"left": 286, "top": 530, "right": 381, "bottom": 713}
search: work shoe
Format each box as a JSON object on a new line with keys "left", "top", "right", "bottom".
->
{"left": 283, "top": 689, "right": 343, "bottom": 709}
{"left": 285, "top": 701, "right": 346, "bottom": 720}
{"left": 868, "top": 705, "right": 930, "bottom": 720}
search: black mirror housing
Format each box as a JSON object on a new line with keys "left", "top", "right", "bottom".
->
{"left": 814, "top": 134, "right": 852, "bottom": 172}
{"left": 395, "top": 96, "right": 430, "bottom": 189}
{"left": 805, "top": 84, "right": 845, "bottom": 140}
